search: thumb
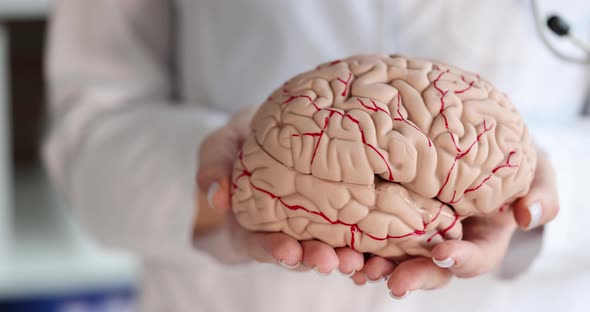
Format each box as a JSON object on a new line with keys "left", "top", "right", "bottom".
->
{"left": 207, "top": 177, "right": 233, "bottom": 211}
{"left": 513, "top": 183, "right": 559, "bottom": 230}
{"left": 196, "top": 126, "right": 242, "bottom": 193}
{"left": 512, "top": 152, "right": 559, "bottom": 230}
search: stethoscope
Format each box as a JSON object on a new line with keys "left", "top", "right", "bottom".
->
{"left": 531, "top": 0, "right": 590, "bottom": 65}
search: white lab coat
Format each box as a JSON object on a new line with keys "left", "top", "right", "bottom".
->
{"left": 43, "top": 0, "right": 590, "bottom": 311}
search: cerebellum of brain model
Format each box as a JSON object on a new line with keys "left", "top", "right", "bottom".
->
{"left": 230, "top": 54, "right": 537, "bottom": 259}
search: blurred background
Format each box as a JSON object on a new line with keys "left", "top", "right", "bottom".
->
{"left": 0, "top": 1, "right": 589, "bottom": 312}
{"left": 0, "top": 1, "right": 138, "bottom": 311}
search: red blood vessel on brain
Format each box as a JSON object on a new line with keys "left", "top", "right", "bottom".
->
{"left": 231, "top": 54, "right": 536, "bottom": 259}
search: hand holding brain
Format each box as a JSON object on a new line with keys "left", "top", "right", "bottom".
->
{"left": 231, "top": 54, "right": 536, "bottom": 259}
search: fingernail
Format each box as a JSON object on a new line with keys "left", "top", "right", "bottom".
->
{"left": 338, "top": 268, "right": 356, "bottom": 277}
{"left": 389, "top": 289, "right": 411, "bottom": 300}
{"left": 367, "top": 276, "right": 387, "bottom": 283}
{"left": 432, "top": 257, "right": 455, "bottom": 268}
{"left": 525, "top": 202, "right": 543, "bottom": 230}
{"left": 312, "top": 266, "right": 331, "bottom": 276}
{"left": 207, "top": 182, "right": 219, "bottom": 208}
{"left": 278, "top": 259, "right": 300, "bottom": 270}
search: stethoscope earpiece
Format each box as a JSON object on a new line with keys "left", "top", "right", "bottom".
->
{"left": 546, "top": 15, "right": 570, "bottom": 37}
{"left": 532, "top": 0, "right": 590, "bottom": 64}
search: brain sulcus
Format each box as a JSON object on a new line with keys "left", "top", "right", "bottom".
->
{"left": 231, "top": 54, "right": 537, "bottom": 259}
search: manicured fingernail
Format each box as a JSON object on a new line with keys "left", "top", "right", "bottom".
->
{"left": 525, "top": 202, "right": 542, "bottom": 230}
{"left": 278, "top": 259, "right": 300, "bottom": 270}
{"left": 367, "top": 276, "right": 387, "bottom": 283}
{"left": 432, "top": 257, "right": 455, "bottom": 268}
{"left": 389, "top": 289, "right": 411, "bottom": 300}
{"left": 338, "top": 268, "right": 356, "bottom": 277}
{"left": 312, "top": 266, "right": 331, "bottom": 276}
{"left": 207, "top": 182, "right": 219, "bottom": 208}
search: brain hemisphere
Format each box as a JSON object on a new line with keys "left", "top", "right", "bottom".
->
{"left": 232, "top": 54, "right": 536, "bottom": 258}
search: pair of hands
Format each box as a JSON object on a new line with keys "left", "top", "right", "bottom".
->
{"left": 195, "top": 108, "right": 559, "bottom": 299}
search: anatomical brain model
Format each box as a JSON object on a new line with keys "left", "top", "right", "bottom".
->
{"left": 231, "top": 54, "right": 536, "bottom": 259}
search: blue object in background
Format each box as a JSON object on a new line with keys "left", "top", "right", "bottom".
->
{"left": 0, "top": 285, "right": 136, "bottom": 312}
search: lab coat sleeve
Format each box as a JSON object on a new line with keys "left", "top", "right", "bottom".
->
{"left": 43, "top": 0, "right": 227, "bottom": 260}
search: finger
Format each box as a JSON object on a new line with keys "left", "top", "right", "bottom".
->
{"left": 513, "top": 153, "right": 559, "bottom": 230}
{"left": 350, "top": 270, "right": 367, "bottom": 285}
{"left": 363, "top": 256, "right": 395, "bottom": 282}
{"left": 209, "top": 177, "right": 232, "bottom": 211}
{"left": 335, "top": 247, "right": 364, "bottom": 277}
{"left": 196, "top": 158, "right": 235, "bottom": 194}
{"left": 431, "top": 233, "right": 512, "bottom": 278}
{"left": 196, "top": 128, "right": 241, "bottom": 192}
{"left": 301, "top": 240, "right": 339, "bottom": 275}
{"left": 243, "top": 232, "right": 303, "bottom": 267}
{"left": 387, "top": 257, "right": 452, "bottom": 298}
{"left": 513, "top": 185, "right": 559, "bottom": 230}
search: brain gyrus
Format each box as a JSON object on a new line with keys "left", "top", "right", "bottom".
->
{"left": 231, "top": 54, "right": 536, "bottom": 258}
